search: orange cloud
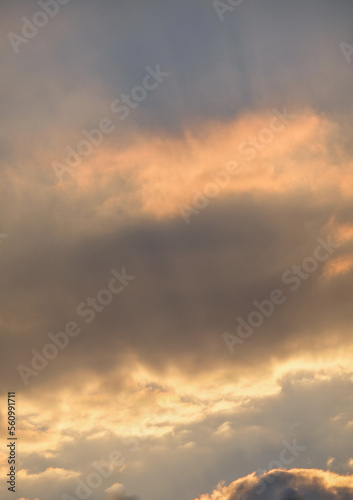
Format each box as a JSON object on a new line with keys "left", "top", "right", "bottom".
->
{"left": 49, "top": 109, "right": 352, "bottom": 222}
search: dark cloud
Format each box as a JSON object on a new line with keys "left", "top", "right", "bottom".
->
{"left": 1, "top": 190, "right": 351, "bottom": 393}
{"left": 198, "top": 469, "right": 353, "bottom": 500}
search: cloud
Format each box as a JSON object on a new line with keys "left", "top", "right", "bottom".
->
{"left": 12, "top": 366, "right": 353, "bottom": 500}
{"left": 105, "top": 483, "right": 137, "bottom": 500}
{"left": 194, "top": 469, "right": 353, "bottom": 500}
{"left": 2, "top": 2, "right": 353, "bottom": 500}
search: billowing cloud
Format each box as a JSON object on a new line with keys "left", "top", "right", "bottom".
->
{"left": 194, "top": 469, "right": 353, "bottom": 500}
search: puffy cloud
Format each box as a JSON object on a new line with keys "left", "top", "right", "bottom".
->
{"left": 105, "top": 483, "right": 137, "bottom": 500}
{"left": 194, "top": 469, "right": 353, "bottom": 500}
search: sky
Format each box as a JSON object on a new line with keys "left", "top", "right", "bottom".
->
{"left": 1, "top": 1, "right": 353, "bottom": 500}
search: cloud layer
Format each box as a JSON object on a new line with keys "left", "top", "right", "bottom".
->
{"left": 1, "top": 1, "right": 353, "bottom": 500}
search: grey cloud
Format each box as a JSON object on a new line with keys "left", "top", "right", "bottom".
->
{"left": 224, "top": 469, "right": 353, "bottom": 500}
{"left": 2, "top": 0, "right": 353, "bottom": 155}
{"left": 1, "top": 189, "right": 352, "bottom": 393}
